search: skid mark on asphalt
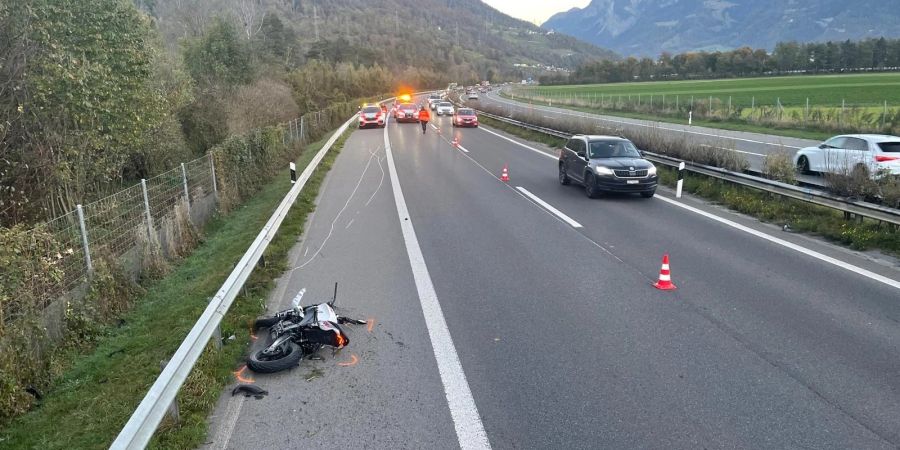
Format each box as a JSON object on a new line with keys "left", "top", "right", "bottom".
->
{"left": 364, "top": 151, "right": 386, "bottom": 207}
{"left": 289, "top": 145, "right": 384, "bottom": 273}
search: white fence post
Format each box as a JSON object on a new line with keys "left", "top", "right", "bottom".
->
{"left": 300, "top": 116, "right": 305, "bottom": 143}
{"left": 208, "top": 153, "right": 218, "bottom": 194}
{"left": 76, "top": 204, "right": 93, "bottom": 275}
{"left": 140, "top": 179, "right": 154, "bottom": 238}
{"left": 180, "top": 163, "right": 191, "bottom": 214}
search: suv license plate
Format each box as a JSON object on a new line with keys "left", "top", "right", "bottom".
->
{"left": 626, "top": 180, "right": 639, "bottom": 184}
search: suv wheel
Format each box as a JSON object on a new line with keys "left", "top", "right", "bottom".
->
{"left": 558, "top": 164, "right": 570, "bottom": 185}
{"left": 585, "top": 173, "right": 600, "bottom": 199}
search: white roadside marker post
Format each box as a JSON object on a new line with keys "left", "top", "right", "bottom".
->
{"left": 290, "top": 162, "right": 297, "bottom": 184}
{"left": 676, "top": 161, "right": 686, "bottom": 198}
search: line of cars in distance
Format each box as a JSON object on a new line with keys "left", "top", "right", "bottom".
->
{"left": 358, "top": 94, "right": 479, "bottom": 129}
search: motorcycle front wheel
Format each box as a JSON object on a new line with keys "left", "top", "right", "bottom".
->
{"left": 247, "top": 341, "right": 303, "bottom": 373}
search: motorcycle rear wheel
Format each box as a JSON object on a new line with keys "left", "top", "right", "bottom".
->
{"left": 247, "top": 342, "right": 303, "bottom": 373}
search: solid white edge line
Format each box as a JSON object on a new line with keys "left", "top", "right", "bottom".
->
{"left": 457, "top": 144, "right": 470, "bottom": 153}
{"left": 478, "top": 126, "right": 556, "bottom": 160}
{"left": 516, "top": 187, "right": 583, "bottom": 228}
{"left": 654, "top": 195, "right": 900, "bottom": 291}
{"left": 383, "top": 119, "right": 492, "bottom": 449}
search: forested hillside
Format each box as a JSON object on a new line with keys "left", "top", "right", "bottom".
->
{"left": 0, "top": 0, "right": 614, "bottom": 227}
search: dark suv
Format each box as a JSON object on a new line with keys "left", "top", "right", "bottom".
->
{"left": 558, "top": 135, "right": 658, "bottom": 198}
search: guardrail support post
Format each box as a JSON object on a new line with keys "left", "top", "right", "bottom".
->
{"left": 141, "top": 179, "right": 154, "bottom": 238}
{"left": 76, "top": 204, "right": 93, "bottom": 275}
{"left": 159, "top": 359, "right": 180, "bottom": 423}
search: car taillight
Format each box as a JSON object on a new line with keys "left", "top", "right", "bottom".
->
{"left": 875, "top": 155, "right": 900, "bottom": 162}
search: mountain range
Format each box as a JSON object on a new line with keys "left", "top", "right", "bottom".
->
{"left": 143, "top": 0, "right": 618, "bottom": 78}
{"left": 543, "top": 0, "right": 900, "bottom": 57}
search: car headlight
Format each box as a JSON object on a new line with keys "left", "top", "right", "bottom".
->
{"left": 595, "top": 166, "right": 614, "bottom": 176}
{"left": 647, "top": 165, "right": 657, "bottom": 176}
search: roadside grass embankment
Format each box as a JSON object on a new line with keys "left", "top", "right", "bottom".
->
{"left": 0, "top": 127, "right": 354, "bottom": 450}
{"left": 504, "top": 73, "right": 900, "bottom": 140}
{"left": 473, "top": 107, "right": 900, "bottom": 257}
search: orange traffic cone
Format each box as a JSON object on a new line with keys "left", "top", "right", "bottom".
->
{"left": 653, "top": 254, "right": 676, "bottom": 290}
{"left": 500, "top": 164, "right": 510, "bottom": 182}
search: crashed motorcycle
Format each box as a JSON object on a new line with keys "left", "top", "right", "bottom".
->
{"left": 248, "top": 288, "right": 365, "bottom": 373}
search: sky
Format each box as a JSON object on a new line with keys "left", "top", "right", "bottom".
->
{"left": 481, "top": 0, "right": 592, "bottom": 25}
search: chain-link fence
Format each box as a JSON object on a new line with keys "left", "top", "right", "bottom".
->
{"left": 3, "top": 104, "right": 357, "bottom": 326}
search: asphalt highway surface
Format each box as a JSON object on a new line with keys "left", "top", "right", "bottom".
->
{"left": 204, "top": 95, "right": 900, "bottom": 449}
{"left": 478, "top": 89, "right": 827, "bottom": 186}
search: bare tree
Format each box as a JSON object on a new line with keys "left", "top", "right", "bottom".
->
{"left": 235, "top": 0, "right": 265, "bottom": 39}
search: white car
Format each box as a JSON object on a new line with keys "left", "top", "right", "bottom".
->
{"left": 467, "top": 92, "right": 479, "bottom": 100}
{"left": 435, "top": 102, "right": 454, "bottom": 116}
{"left": 793, "top": 134, "right": 900, "bottom": 179}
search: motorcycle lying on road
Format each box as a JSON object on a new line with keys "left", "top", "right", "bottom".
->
{"left": 248, "top": 288, "right": 366, "bottom": 373}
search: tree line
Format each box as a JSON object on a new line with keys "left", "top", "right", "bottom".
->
{"left": 540, "top": 37, "right": 900, "bottom": 85}
{"left": 0, "top": 0, "right": 449, "bottom": 227}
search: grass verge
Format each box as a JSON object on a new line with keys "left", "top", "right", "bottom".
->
{"left": 477, "top": 116, "right": 899, "bottom": 256}
{"left": 0, "top": 126, "right": 354, "bottom": 450}
{"left": 659, "top": 166, "right": 900, "bottom": 256}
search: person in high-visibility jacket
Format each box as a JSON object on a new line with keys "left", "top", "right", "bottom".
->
{"left": 418, "top": 106, "right": 430, "bottom": 134}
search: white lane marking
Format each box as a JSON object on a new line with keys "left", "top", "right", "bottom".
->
{"left": 487, "top": 93, "right": 803, "bottom": 149}
{"left": 210, "top": 393, "right": 244, "bottom": 450}
{"left": 478, "top": 126, "right": 556, "bottom": 160}
{"left": 515, "top": 187, "right": 583, "bottom": 228}
{"left": 699, "top": 144, "right": 767, "bottom": 157}
{"left": 383, "top": 119, "right": 492, "bottom": 450}
{"left": 303, "top": 247, "right": 309, "bottom": 257}
{"left": 345, "top": 218, "right": 354, "bottom": 229}
{"left": 654, "top": 195, "right": 900, "bottom": 291}
{"left": 457, "top": 144, "right": 470, "bottom": 153}
{"left": 431, "top": 123, "right": 438, "bottom": 130}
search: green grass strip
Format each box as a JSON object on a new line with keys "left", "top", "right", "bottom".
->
{"left": 0, "top": 128, "right": 353, "bottom": 450}
{"left": 499, "top": 91, "right": 834, "bottom": 141}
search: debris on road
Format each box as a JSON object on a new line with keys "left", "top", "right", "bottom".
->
{"left": 232, "top": 384, "right": 268, "bottom": 399}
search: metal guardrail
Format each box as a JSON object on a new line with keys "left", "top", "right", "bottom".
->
{"left": 111, "top": 91, "right": 449, "bottom": 449}
{"left": 453, "top": 96, "right": 900, "bottom": 226}
{"left": 111, "top": 114, "right": 358, "bottom": 450}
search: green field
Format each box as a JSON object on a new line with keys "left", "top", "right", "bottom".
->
{"left": 520, "top": 73, "right": 900, "bottom": 109}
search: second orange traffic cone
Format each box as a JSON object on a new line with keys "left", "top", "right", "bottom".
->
{"left": 653, "top": 254, "right": 676, "bottom": 291}
{"left": 500, "top": 164, "right": 510, "bottom": 182}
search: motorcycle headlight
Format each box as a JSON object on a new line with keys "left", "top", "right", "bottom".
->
{"left": 647, "top": 165, "right": 657, "bottom": 176}
{"left": 595, "top": 166, "right": 614, "bottom": 176}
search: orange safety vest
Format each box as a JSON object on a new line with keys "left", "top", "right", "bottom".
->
{"left": 418, "top": 109, "right": 430, "bottom": 121}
